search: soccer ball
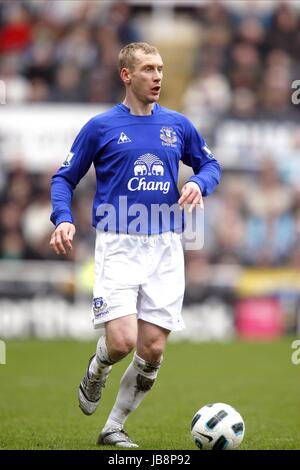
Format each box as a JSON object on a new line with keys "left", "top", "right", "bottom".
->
{"left": 191, "top": 403, "right": 245, "bottom": 450}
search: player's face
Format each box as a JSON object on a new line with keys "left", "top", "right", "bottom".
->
{"left": 129, "top": 52, "right": 163, "bottom": 104}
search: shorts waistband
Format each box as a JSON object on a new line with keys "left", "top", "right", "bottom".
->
{"left": 97, "top": 230, "right": 181, "bottom": 245}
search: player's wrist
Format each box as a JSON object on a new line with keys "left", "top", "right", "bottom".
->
{"left": 55, "top": 214, "right": 74, "bottom": 228}
{"left": 186, "top": 177, "right": 204, "bottom": 195}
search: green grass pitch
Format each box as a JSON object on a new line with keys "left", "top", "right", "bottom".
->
{"left": 0, "top": 338, "right": 299, "bottom": 450}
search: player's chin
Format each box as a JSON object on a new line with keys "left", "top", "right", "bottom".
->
{"left": 148, "top": 92, "right": 161, "bottom": 102}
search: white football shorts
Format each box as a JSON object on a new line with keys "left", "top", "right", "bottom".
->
{"left": 92, "top": 231, "right": 185, "bottom": 331}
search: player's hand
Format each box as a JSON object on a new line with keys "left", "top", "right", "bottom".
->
{"left": 178, "top": 182, "right": 204, "bottom": 212}
{"left": 50, "top": 222, "right": 76, "bottom": 255}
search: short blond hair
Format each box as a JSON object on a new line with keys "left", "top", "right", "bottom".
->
{"left": 118, "top": 42, "right": 160, "bottom": 72}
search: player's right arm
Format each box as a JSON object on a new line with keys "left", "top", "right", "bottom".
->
{"left": 49, "top": 117, "right": 99, "bottom": 256}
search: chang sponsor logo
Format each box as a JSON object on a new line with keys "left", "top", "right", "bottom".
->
{"left": 128, "top": 178, "right": 170, "bottom": 194}
{"left": 127, "top": 153, "right": 170, "bottom": 194}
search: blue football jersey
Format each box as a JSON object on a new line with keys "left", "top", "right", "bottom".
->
{"left": 50, "top": 103, "right": 221, "bottom": 234}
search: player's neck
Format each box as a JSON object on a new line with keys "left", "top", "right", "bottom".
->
{"left": 123, "top": 97, "right": 155, "bottom": 116}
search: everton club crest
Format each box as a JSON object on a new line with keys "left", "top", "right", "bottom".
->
{"left": 93, "top": 297, "right": 109, "bottom": 317}
{"left": 160, "top": 127, "right": 177, "bottom": 147}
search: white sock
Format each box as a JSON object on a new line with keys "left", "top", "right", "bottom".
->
{"left": 103, "top": 352, "right": 162, "bottom": 431}
{"left": 89, "top": 336, "right": 114, "bottom": 378}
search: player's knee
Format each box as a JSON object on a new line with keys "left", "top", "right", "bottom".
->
{"left": 148, "top": 345, "right": 164, "bottom": 364}
{"left": 109, "top": 335, "right": 136, "bottom": 360}
{"left": 140, "top": 342, "right": 164, "bottom": 364}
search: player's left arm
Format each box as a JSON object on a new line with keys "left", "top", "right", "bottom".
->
{"left": 179, "top": 117, "right": 221, "bottom": 211}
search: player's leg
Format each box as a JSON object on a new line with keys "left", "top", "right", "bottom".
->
{"left": 79, "top": 231, "right": 141, "bottom": 416}
{"left": 79, "top": 314, "right": 137, "bottom": 416}
{"left": 90, "top": 313, "right": 137, "bottom": 372}
{"left": 98, "top": 234, "right": 185, "bottom": 447}
{"left": 98, "top": 320, "right": 169, "bottom": 447}
{"left": 105, "top": 314, "right": 138, "bottom": 361}
{"left": 103, "top": 319, "right": 168, "bottom": 425}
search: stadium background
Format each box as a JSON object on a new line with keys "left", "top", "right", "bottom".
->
{"left": 0, "top": 0, "right": 299, "bottom": 450}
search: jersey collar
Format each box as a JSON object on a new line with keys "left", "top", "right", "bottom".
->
{"left": 117, "top": 103, "right": 160, "bottom": 115}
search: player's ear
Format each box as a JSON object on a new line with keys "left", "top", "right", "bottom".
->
{"left": 120, "top": 67, "right": 131, "bottom": 84}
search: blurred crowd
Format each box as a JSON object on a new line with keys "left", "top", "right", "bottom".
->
{"left": 186, "top": 158, "right": 300, "bottom": 279}
{"left": 1, "top": 1, "right": 300, "bottom": 111}
{"left": 1, "top": 1, "right": 300, "bottom": 271}
{"left": 182, "top": 1, "right": 300, "bottom": 136}
{"left": 0, "top": 0, "right": 139, "bottom": 103}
